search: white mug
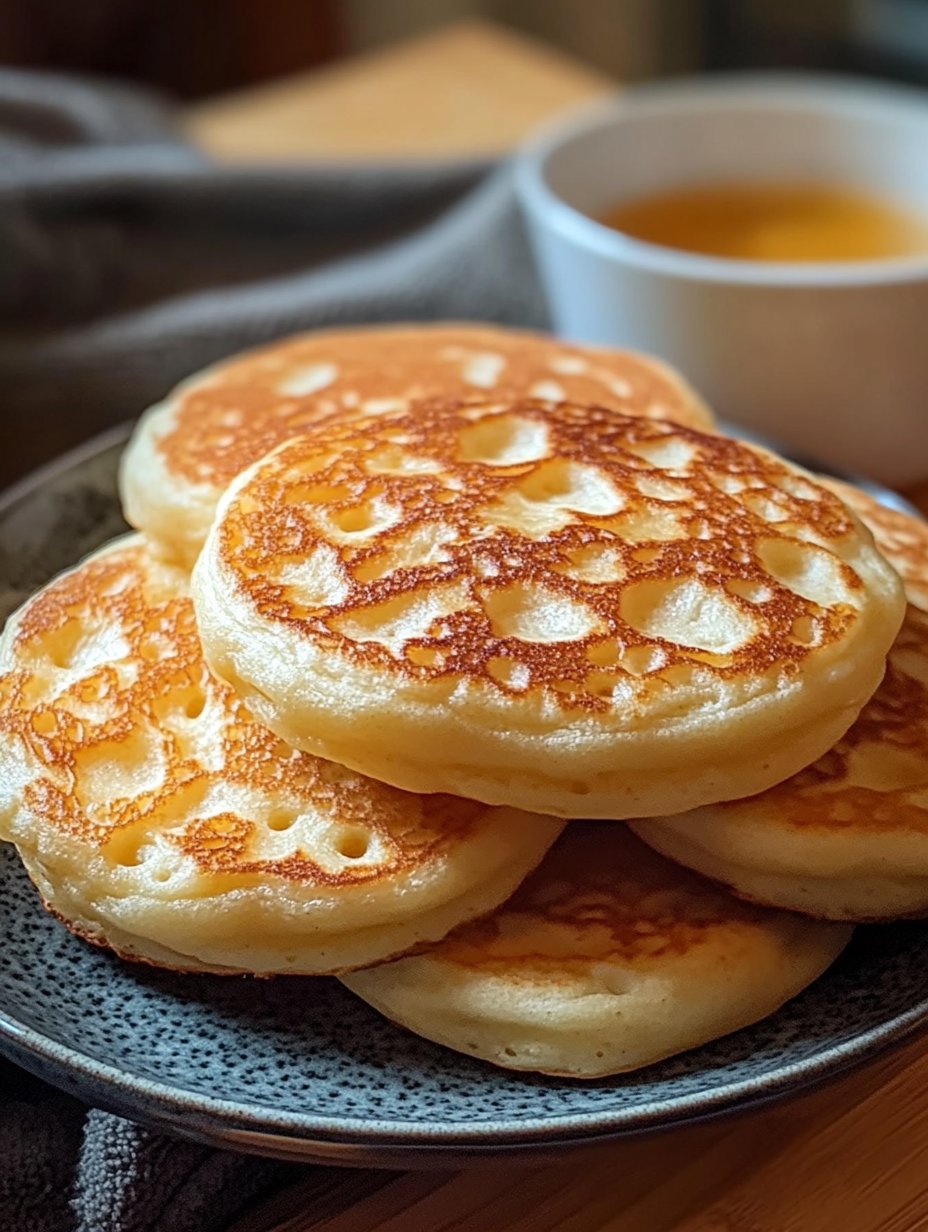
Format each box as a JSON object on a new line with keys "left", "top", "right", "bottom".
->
{"left": 516, "top": 75, "right": 928, "bottom": 488}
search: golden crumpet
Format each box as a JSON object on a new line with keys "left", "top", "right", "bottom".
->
{"left": 632, "top": 487, "right": 928, "bottom": 921}
{"left": 119, "top": 323, "right": 714, "bottom": 567}
{"left": 193, "top": 398, "right": 905, "bottom": 818}
{"left": 0, "top": 537, "right": 562, "bottom": 973}
{"left": 343, "top": 824, "right": 851, "bottom": 1077}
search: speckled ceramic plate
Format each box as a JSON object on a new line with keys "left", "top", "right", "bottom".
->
{"left": 2, "top": 425, "right": 928, "bottom": 1167}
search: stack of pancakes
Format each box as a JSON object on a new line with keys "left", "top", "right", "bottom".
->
{"left": 2, "top": 322, "right": 924, "bottom": 1079}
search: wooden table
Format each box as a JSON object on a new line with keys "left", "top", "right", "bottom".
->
{"left": 229, "top": 1035, "right": 928, "bottom": 1232}
{"left": 186, "top": 22, "right": 928, "bottom": 1231}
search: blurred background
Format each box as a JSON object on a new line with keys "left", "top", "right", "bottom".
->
{"left": 5, "top": 0, "right": 928, "bottom": 488}
{"left": 4, "top": 0, "right": 928, "bottom": 100}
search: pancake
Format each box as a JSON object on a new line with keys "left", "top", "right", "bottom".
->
{"left": 341, "top": 824, "right": 851, "bottom": 1078}
{"left": 119, "top": 323, "right": 715, "bottom": 567}
{"left": 825, "top": 481, "right": 928, "bottom": 612}
{"left": 632, "top": 489, "right": 928, "bottom": 921}
{"left": 192, "top": 397, "right": 905, "bottom": 818}
{"left": 0, "top": 537, "right": 562, "bottom": 974}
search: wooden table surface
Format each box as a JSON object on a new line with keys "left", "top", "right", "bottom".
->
{"left": 186, "top": 23, "right": 928, "bottom": 1231}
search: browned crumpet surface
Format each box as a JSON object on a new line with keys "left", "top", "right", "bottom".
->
{"left": 828, "top": 479, "right": 928, "bottom": 613}
{"left": 1, "top": 541, "right": 490, "bottom": 882}
{"left": 154, "top": 325, "right": 713, "bottom": 488}
{"left": 341, "top": 820, "right": 850, "bottom": 1077}
{"left": 1, "top": 536, "right": 563, "bottom": 973}
{"left": 728, "top": 603, "right": 928, "bottom": 834}
{"left": 434, "top": 824, "right": 777, "bottom": 977}
{"left": 218, "top": 399, "right": 861, "bottom": 711}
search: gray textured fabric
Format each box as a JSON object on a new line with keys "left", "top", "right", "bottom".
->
{"left": 0, "top": 68, "right": 547, "bottom": 486}
{"left": 0, "top": 1065, "right": 292, "bottom": 1232}
{"left": 0, "top": 68, "right": 546, "bottom": 1230}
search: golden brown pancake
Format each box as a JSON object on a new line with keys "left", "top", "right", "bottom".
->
{"left": 825, "top": 481, "right": 928, "bottom": 611}
{"left": 633, "top": 488, "right": 928, "bottom": 921}
{"left": 0, "top": 537, "right": 562, "bottom": 973}
{"left": 342, "top": 824, "right": 851, "bottom": 1077}
{"left": 193, "top": 397, "right": 904, "bottom": 818}
{"left": 119, "top": 323, "right": 715, "bottom": 566}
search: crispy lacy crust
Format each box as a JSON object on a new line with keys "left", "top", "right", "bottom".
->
{"left": 630, "top": 497, "right": 928, "bottom": 920}
{"left": 212, "top": 398, "right": 882, "bottom": 709}
{"left": 737, "top": 604, "right": 928, "bottom": 835}
{"left": 148, "top": 323, "right": 715, "bottom": 489}
{"left": 0, "top": 537, "right": 558, "bottom": 884}
{"left": 1, "top": 539, "right": 485, "bottom": 876}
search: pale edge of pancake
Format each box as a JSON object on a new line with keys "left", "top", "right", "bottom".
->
{"left": 119, "top": 397, "right": 219, "bottom": 569}
{"left": 341, "top": 911, "right": 851, "bottom": 1079}
{"left": 628, "top": 811, "right": 928, "bottom": 922}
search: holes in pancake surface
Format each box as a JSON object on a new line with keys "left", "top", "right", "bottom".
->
{"left": 634, "top": 475, "right": 692, "bottom": 501}
{"left": 39, "top": 620, "right": 128, "bottom": 674}
{"left": 517, "top": 460, "right": 624, "bottom": 516}
{"left": 775, "top": 473, "right": 822, "bottom": 501}
{"left": 587, "top": 640, "right": 619, "bottom": 668}
{"left": 726, "top": 578, "right": 772, "bottom": 604}
{"left": 352, "top": 522, "right": 457, "bottom": 584}
{"left": 278, "top": 547, "right": 348, "bottom": 609}
{"left": 606, "top": 506, "right": 686, "bottom": 543}
{"left": 620, "top": 578, "right": 758, "bottom": 655}
{"left": 738, "top": 490, "right": 790, "bottom": 524}
{"left": 405, "top": 644, "right": 447, "bottom": 669}
{"left": 39, "top": 621, "right": 82, "bottom": 668}
{"left": 30, "top": 709, "right": 57, "bottom": 736}
{"left": 487, "top": 656, "right": 532, "bottom": 690}
{"left": 334, "top": 826, "right": 370, "bottom": 859}
{"left": 267, "top": 808, "right": 299, "bottom": 832}
{"left": 456, "top": 413, "right": 550, "bottom": 466}
{"left": 139, "top": 631, "right": 172, "bottom": 662}
{"left": 482, "top": 583, "right": 602, "bottom": 643}
{"left": 585, "top": 670, "right": 617, "bottom": 698}
{"left": 331, "top": 582, "right": 471, "bottom": 654}
{"left": 712, "top": 473, "right": 749, "bottom": 496}
{"left": 756, "top": 537, "right": 854, "bottom": 608}
{"left": 790, "top": 615, "right": 821, "bottom": 647}
{"left": 618, "top": 645, "right": 667, "bottom": 676}
{"left": 365, "top": 446, "right": 441, "bottom": 476}
{"left": 624, "top": 436, "right": 698, "bottom": 469}
{"left": 184, "top": 689, "right": 206, "bottom": 719}
{"left": 329, "top": 500, "right": 396, "bottom": 535}
{"left": 77, "top": 726, "right": 166, "bottom": 803}
{"left": 276, "top": 360, "right": 338, "bottom": 396}
{"left": 556, "top": 546, "right": 626, "bottom": 585}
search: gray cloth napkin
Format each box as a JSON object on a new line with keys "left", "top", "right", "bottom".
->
{"left": 0, "top": 68, "right": 548, "bottom": 1230}
{"left": 0, "top": 68, "right": 547, "bottom": 485}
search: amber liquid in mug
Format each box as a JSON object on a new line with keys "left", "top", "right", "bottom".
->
{"left": 600, "top": 182, "right": 928, "bottom": 262}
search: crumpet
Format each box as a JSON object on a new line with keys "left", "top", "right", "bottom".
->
{"left": 119, "top": 323, "right": 714, "bottom": 566}
{"left": 193, "top": 398, "right": 904, "bottom": 818}
{"left": 633, "top": 490, "right": 928, "bottom": 921}
{"left": 342, "top": 825, "right": 851, "bottom": 1077}
{"left": 0, "top": 538, "right": 562, "bottom": 973}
